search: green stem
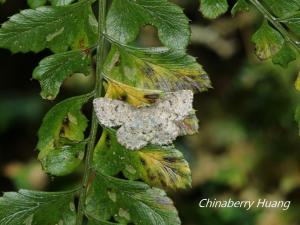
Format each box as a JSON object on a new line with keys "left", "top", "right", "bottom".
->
{"left": 249, "top": 0, "right": 300, "bottom": 51}
{"left": 76, "top": 0, "right": 107, "bottom": 224}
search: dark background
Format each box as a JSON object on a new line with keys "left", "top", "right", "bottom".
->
{"left": 1, "top": 1, "right": 300, "bottom": 225}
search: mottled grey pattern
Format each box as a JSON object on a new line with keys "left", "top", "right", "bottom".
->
{"left": 93, "top": 90, "right": 195, "bottom": 150}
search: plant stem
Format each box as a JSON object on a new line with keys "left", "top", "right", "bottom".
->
{"left": 76, "top": 0, "right": 107, "bottom": 224}
{"left": 249, "top": 0, "right": 300, "bottom": 51}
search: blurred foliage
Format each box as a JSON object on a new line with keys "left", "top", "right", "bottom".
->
{"left": 0, "top": 96, "right": 44, "bottom": 133}
{"left": 0, "top": 0, "right": 300, "bottom": 225}
{"left": 3, "top": 161, "right": 48, "bottom": 190}
{"left": 180, "top": 60, "right": 300, "bottom": 225}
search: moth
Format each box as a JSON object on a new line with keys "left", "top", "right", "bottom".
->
{"left": 93, "top": 90, "right": 197, "bottom": 150}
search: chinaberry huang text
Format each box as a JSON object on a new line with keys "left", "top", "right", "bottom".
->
{"left": 199, "top": 198, "right": 290, "bottom": 211}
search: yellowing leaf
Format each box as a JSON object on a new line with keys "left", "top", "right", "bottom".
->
{"left": 179, "top": 113, "right": 199, "bottom": 136}
{"left": 295, "top": 71, "right": 300, "bottom": 91}
{"left": 105, "top": 77, "right": 162, "bottom": 107}
{"left": 37, "top": 94, "right": 91, "bottom": 175}
{"left": 137, "top": 147, "right": 191, "bottom": 189}
{"left": 104, "top": 42, "right": 211, "bottom": 93}
{"left": 37, "top": 95, "right": 89, "bottom": 154}
{"left": 60, "top": 110, "right": 88, "bottom": 141}
{"left": 252, "top": 20, "right": 284, "bottom": 60}
{"left": 93, "top": 130, "right": 192, "bottom": 190}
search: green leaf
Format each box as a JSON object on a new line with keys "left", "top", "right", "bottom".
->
{"left": 93, "top": 130, "right": 192, "bottom": 189}
{"left": 93, "top": 131, "right": 127, "bottom": 177}
{"left": 86, "top": 173, "right": 181, "bottom": 225}
{"left": 262, "top": 0, "right": 300, "bottom": 18}
{"left": 261, "top": 1, "right": 300, "bottom": 39}
{"left": 40, "top": 141, "right": 86, "bottom": 176}
{"left": 0, "top": 189, "right": 76, "bottom": 225}
{"left": 37, "top": 94, "right": 90, "bottom": 175}
{"left": 231, "top": 0, "right": 250, "bottom": 16}
{"left": 33, "top": 49, "right": 91, "bottom": 100}
{"left": 106, "top": 0, "right": 190, "bottom": 49}
{"left": 252, "top": 20, "right": 284, "bottom": 60}
{"left": 272, "top": 42, "right": 297, "bottom": 67}
{"left": 278, "top": 12, "right": 300, "bottom": 38}
{"left": 104, "top": 42, "right": 211, "bottom": 93}
{"left": 51, "top": 0, "right": 75, "bottom": 6}
{"left": 0, "top": 0, "right": 6, "bottom": 4}
{"left": 199, "top": 0, "right": 229, "bottom": 19}
{"left": 37, "top": 94, "right": 89, "bottom": 152}
{"left": 27, "top": 0, "right": 47, "bottom": 8}
{"left": 280, "top": 13, "right": 300, "bottom": 25}
{"left": 0, "top": 0, "right": 97, "bottom": 53}
{"left": 89, "top": 218, "right": 121, "bottom": 225}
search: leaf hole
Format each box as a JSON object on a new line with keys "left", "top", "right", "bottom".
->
{"left": 135, "top": 25, "right": 163, "bottom": 48}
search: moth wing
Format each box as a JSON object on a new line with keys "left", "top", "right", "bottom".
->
{"left": 93, "top": 97, "right": 134, "bottom": 127}
{"left": 116, "top": 125, "right": 148, "bottom": 150}
{"left": 150, "top": 120, "right": 180, "bottom": 146}
{"left": 156, "top": 90, "right": 194, "bottom": 121}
